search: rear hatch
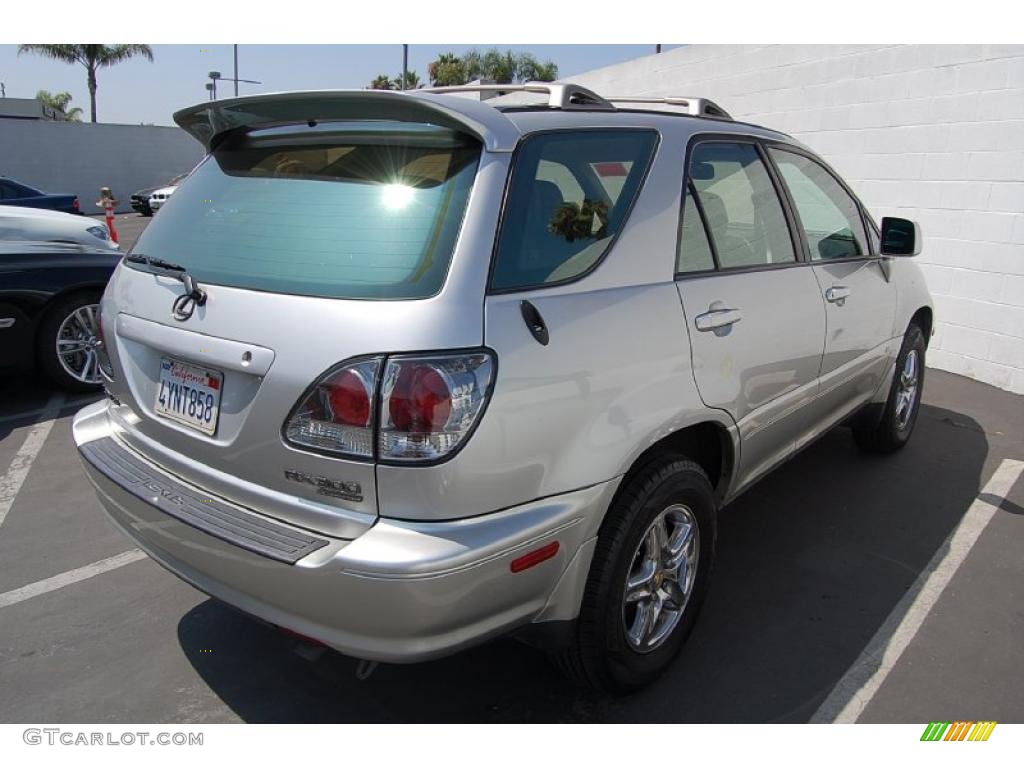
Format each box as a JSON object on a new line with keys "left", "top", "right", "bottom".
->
{"left": 100, "top": 93, "right": 507, "bottom": 538}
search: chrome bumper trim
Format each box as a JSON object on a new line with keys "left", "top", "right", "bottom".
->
{"left": 79, "top": 437, "right": 329, "bottom": 564}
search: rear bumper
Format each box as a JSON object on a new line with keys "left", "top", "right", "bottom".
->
{"left": 73, "top": 400, "right": 613, "bottom": 662}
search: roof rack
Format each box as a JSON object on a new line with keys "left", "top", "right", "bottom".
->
{"left": 421, "top": 82, "right": 732, "bottom": 120}
{"left": 608, "top": 96, "right": 732, "bottom": 119}
{"left": 421, "top": 82, "right": 615, "bottom": 110}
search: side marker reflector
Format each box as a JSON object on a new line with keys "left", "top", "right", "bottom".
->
{"left": 510, "top": 541, "right": 560, "bottom": 573}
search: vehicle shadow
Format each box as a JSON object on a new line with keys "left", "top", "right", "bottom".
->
{"left": 0, "top": 378, "right": 101, "bottom": 440}
{"left": 178, "top": 402, "right": 989, "bottom": 722}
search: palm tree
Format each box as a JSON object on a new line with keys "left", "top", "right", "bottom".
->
{"left": 461, "top": 49, "right": 485, "bottom": 82}
{"left": 369, "top": 74, "right": 394, "bottom": 90}
{"left": 428, "top": 49, "right": 560, "bottom": 87}
{"left": 428, "top": 52, "right": 464, "bottom": 87}
{"left": 517, "top": 55, "right": 558, "bottom": 83}
{"left": 395, "top": 70, "right": 421, "bottom": 90}
{"left": 482, "top": 49, "right": 518, "bottom": 84}
{"left": 17, "top": 45, "right": 154, "bottom": 123}
{"left": 35, "top": 89, "right": 84, "bottom": 121}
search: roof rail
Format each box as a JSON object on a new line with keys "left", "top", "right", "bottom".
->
{"left": 421, "top": 81, "right": 733, "bottom": 120}
{"left": 607, "top": 96, "right": 732, "bottom": 120}
{"left": 421, "top": 81, "right": 615, "bottom": 111}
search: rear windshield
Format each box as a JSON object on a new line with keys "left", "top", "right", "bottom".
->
{"left": 127, "top": 122, "right": 480, "bottom": 300}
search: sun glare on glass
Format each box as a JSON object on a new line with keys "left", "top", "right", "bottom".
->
{"left": 381, "top": 183, "right": 415, "bottom": 210}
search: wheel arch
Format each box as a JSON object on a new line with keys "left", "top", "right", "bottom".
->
{"left": 31, "top": 284, "right": 106, "bottom": 366}
{"left": 618, "top": 418, "right": 737, "bottom": 505}
{"left": 32, "top": 284, "right": 106, "bottom": 345}
{"left": 909, "top": 305, "right": 933, "bottom": 347}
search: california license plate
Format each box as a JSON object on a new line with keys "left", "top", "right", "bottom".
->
{"left": 155, "top": 357, "right": 223, "bottom": 436}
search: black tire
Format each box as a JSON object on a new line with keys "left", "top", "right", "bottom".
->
{"left": 554, "top": 456, "right": 717, "bottom": 693}
{"left": 852, "top": 323, "right": 926, "bottom": 453}
{"left": 35, "top": 291, "right": 104, "bottom": 393}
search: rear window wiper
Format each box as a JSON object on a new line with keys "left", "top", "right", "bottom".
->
{"left": 124, "top": 253, "right": 187, "bottom": 273}
{"left": 124, "top": 253, "right": 207, "bottom": 319}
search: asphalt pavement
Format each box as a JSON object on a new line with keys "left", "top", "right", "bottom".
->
{"left": 0, "top": 282, "right": 1021, "bottom": 722}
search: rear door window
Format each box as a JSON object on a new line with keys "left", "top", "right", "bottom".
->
{"left": 490, "top": 130, "right": 658, "bottom": 291}
{"left": 689, "top": 141, "right": 796, "bottom": 269}
{"left": 126, "top": 122, "right": 480, "bottom": 300}
{"left": 676, "top": 183, "right": 716, "bottom": 274}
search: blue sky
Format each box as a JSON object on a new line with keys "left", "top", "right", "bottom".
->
{"left": 0, "top": 44, "right": 674, "bottom": 126}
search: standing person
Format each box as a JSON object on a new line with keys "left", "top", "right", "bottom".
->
{"left": 96, "top": 186, "right": 119, "bottom": 244}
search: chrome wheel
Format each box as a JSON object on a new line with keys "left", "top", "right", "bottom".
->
{"left": 622, "top": 504, "right": 700, "bottom": 653}
{"left": 894, "top": 348, "right": 919, "bottom": 430}
{"left": 55, "top": 303, "right": 102, "bottom": 385}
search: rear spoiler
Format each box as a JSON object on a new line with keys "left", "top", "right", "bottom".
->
{"left": 173, "top": 90, "right": 522, "bottom": 153}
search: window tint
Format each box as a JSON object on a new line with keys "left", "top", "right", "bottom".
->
{"left": 0, "top": 182, "right": 18, "bottom": 200}
{"left": 491, "top": 130, "right": 658, "bottom": 291}
{"left": 769, "top": 148, "right": 868, "bottom": 261}
{"left": 127, "top": 123, "right": 480, "bottom": 300}
{"left": 689, "top": 142, "right": 795, "bottom": 269}
{"left": 676, "top": 184, "right": 715, "bottom": 273}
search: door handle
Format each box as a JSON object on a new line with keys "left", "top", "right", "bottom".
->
{"left": 825, "top": 285, "right": 851, "bottom": 304}
{"left": 695, "top": 305, "right": 743, "bottom": 332}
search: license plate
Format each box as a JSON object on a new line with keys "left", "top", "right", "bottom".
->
{"left": 155, "top": 357, "right": 223, "bottom": 436}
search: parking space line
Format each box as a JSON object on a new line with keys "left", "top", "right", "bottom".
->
{"left": 0, "top": 549, "right": 146, "bottom": 610}
{"left": 0, "top": 393, "right": 65, "bottom": 531}
{"left": 811, "top": 458, "right": 1024, "bottom": 724}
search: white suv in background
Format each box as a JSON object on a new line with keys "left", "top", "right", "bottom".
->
{"left": 148, "top": 185, "right": 177, "bottom": 212}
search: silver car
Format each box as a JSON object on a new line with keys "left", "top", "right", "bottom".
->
{"left": 73, "top": 83, "right": 932, "bottom": 692}
{"left": 0, "top": 204, "right": 118, "bottom": 250}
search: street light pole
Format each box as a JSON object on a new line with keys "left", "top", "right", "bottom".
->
{"left": 402, "top": 44, "right": 408, "bottom": 91}
{"left": 207, "top": 69, "right": 260, "bottom": 101}
{"left": 233, "top": 45, "right": 239, "bottom": 97}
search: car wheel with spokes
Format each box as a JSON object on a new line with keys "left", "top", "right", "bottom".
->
{"left": 852, "top": 323, "right": 926, "bottom": 453}
{"left": 36, "top": 292, "right": 105, "bottom": 392}
{"left": 622, "top": 503, "right": 701, "bottom": 653}
{"left": 554, "top": 456, "right": 716, "bottom": 693}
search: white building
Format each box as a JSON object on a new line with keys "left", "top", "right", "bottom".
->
{"left": 573, "top": 45, "right": 1024, "bottom": 394}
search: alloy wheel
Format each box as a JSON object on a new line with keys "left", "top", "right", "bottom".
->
{"left": 55, "top": 303, "right": 102, "bottom": 385}
{"left": 894, "top": 349, "right": 919, "bottom": 430}
{"left": 622, "top": 504, "right": 700, "bottom": 653}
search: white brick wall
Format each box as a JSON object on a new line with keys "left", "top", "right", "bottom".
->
{"left": 572, "top": 44, "right": 1024, "bottom": 394}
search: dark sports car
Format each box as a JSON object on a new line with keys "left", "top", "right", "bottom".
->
{"left": 0, "top": 175, "right": 81, "bottom": 214}
{"left": 0, "top": 241, "right": 119, "bottom": 391}
{"left": 130, "top": 173, "right": 188, "bottom": 216}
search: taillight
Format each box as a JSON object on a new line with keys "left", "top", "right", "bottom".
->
{"left": 283, "top": 351, "right": 495, "bottom": 463}
{"left": 284, "top": 358, "right": 382, "bottom": 458}
{"left": 379, "top": 352, "right": 494, "bottom": 462}
{"left": 72, "top": 197, "right": 80, "bottom": 212}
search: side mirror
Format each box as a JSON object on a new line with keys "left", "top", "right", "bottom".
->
{"left": 880, "top": 216, "right": 922, "bottom": 256}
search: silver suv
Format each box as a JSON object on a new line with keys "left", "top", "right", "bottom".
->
{"left": 74, "top": 83, "right": 932, "bottom": 692}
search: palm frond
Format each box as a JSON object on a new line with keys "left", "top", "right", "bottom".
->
{"left": 18, "top": 44, "right": 83, "bottom": 65}
{"left": 95, "top": 44, "right": 154, "bottom": 67}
